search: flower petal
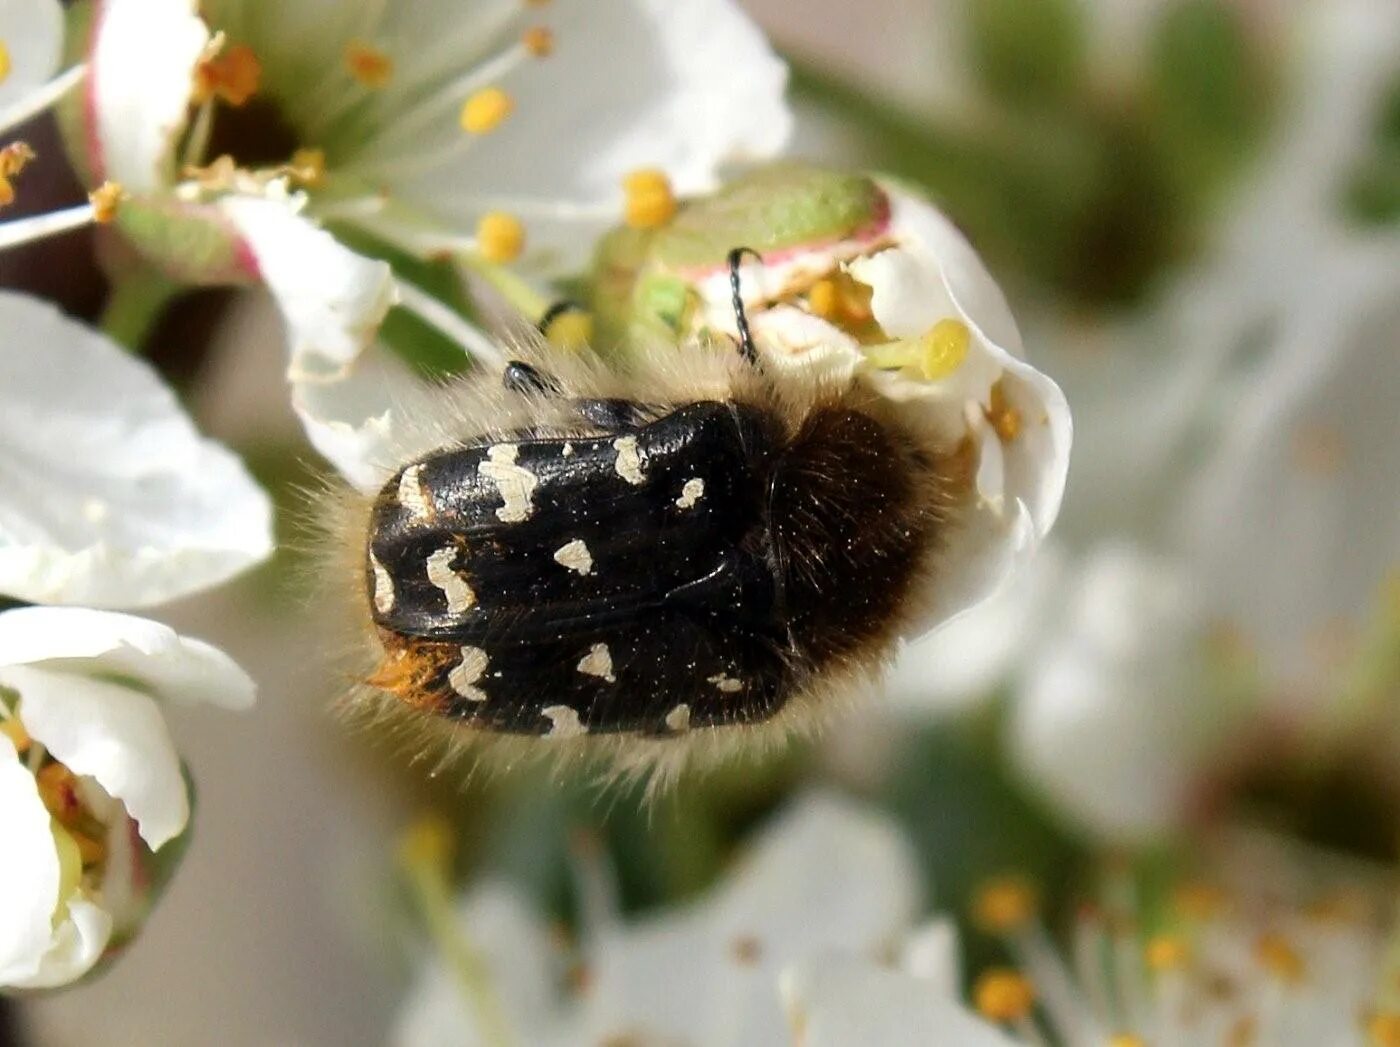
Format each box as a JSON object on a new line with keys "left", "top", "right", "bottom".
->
{"left": 781, "top": 956, "right": 1017, "bottom": 1047}
{"left": 0, "top": 735, "right": 62, "bottom": 987}
{"left": 87, "top": 0, "right": 208, "bottom": 190}
{"left": 0, "top": 0, "right": 64, "bottom": 104}
{"left": 0, "top": 292, "right": 275, "bottom": 608}
{"left": 582, "top": 792, "right": 920, "bottom": 1044}
{"left": 1010, "top": 544, "right": 1234, "bottom": 840}
{"left": 217, "top": 195, "right": 398, "bottom": 381}
{"left": 0, "top": 606, "right": 256, "bottom": 712}
{"left": 7, "top": 664, "right": 190, "bottom": 850}
{"left": 350, "top": 0, "right": 792, "bottom": 270}
{"left": 14, "top": 895, "right": 113, "bottom": 991}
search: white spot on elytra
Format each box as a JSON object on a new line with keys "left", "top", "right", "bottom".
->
{"left": 553, "top": 538, "right": 594, "bottom": 575}
{"left": 541, "top": 705, "right": 587, "bottom": 738}
{"left": 676, "top": 477, "right": 705, "bottom": 509}
{"left": 562, "top": 442, "right": 575, "bottom": 457}
{"left": 369, "top": 552, "right": 394, "bottom": 614}
{"left": 398, "top": 463, "right": 432, "bottom": 518}
{"left": 425, "top": 546, "right": 476, "bottom": 612}
{"left": 576, "top": 643, "right": 615, "bottom": 682}
{"left": 613, "top": 435, "right": 645, "bottom": 485}
{"left": 708, "top": 673, "right": 743, "bottom": 693}
{"left": 479, "top": 443, "right": 538, "bottom": 522}
{"left": 449, "top": 646, "right": 490, "bottom": 702}
{"left": 665, "top": 703, "right": 691, "bottom": 732}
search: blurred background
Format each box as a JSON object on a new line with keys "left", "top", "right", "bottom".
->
{"left": 8, "top": 0, "right": 1400, "bottom": 1042}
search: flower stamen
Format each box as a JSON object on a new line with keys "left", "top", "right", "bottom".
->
{"left": 863, "top": 319, "right": 971, "bottom": 381}
{"left": 460, "top": 87, "right": 514, "bottom": 135}
{"left": 89, "top": 181, "right": 126, "bottom": 224}
{"left": 194, "top": 43, "right": 262, "bottom": 107}
{"left": 476, "top": 211, "right": 525, "bottom": 263}
{"left": 973, "top": 875, "right": 1038, "bottom": 935}
{"left": 623, "top": 168, "right": 677, "bottom": 229}
{"left": 974, "top": 968, "right": 1036, "bottom": 1023}
{"left": 522, "top": 26, "right": 555, "bottom": 58}
{"left": 0, "top": 141, "right": 36, "bottom": 209}
{"left": 0, "top": 41, "right": 11, "bottom": 85}
{"left": 345, "top": 41, "right": 394, "bottom": 89}
{"left": 986, "top": 379, "right": 1022, "bottom": 442}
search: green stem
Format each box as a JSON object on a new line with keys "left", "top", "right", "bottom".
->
{"left": 100, "top": 270, "right": 181, "bottom": 352}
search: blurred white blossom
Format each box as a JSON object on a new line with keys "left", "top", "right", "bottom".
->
{"left": 393, "top": 793, "right": 922, "bottom": 1046}
{"left": 0, "top": 607, "right": 255, "bottom": 990}
{"left": 0, "top": 292, "right": 274, "bottom": 608}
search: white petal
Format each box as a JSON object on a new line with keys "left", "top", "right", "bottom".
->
{"left": 885, "top": 542, "right": 1065, "bottom": 717}
{"left": 8, "top": 665, "right": 190, "bottom": 849}
{"left": 12, "top": 895, "right": 113, "bottom": 991}
{"left": 850, "top": 188, "right": 1071, "bottom": 636}
{"left": 1175, "top": 245, "right": 1400, "bottom": 705}
{"left": 1010, "top": 544, "right": 1232, "bottom": 840}
{"left": 354, "top": 0, "right": 792, "bottom": 270}
{"left": 583, "top": 792, "right": 920, "bottom": 1044}
{"left": 0, "top": 0, "right": 64, "bottom": 103}
{"left": 217, "top": 195, "right": 398, "bottom": 381}
{"left": 899, "top": 918, "right": 963, "bottom": 998}
{"left": 0, "top": 736, "right": 62, "bottom": 987}
{"left": 289, "top": 342, "right": 440, "bottom": 491}
{"left": 87, "top": 0, "right": 208, "bottom": 190}
{"left": 0, "top": 606, "right": 256, "bottom": 711}
{"left": 781, "top": 957, "right": 1018, "bottom": 1047}
{"left": 0, "top": 292, "right": 275, "bottom": 608}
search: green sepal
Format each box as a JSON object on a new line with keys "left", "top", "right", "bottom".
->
{"left": 111, "top": 196, "right": 257, "bottom": 287}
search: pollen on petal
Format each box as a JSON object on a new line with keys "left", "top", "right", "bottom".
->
{"left": 920, "top": 318, "right": 971, "bottom": 380}
{"left": 460, "top": 87, "right": 514, "bottom": 134}
{"left": 476, "top": 211, "right": 525, "bottom": 263}
{"left": 345, "top": 41, "right": 393, "bottom": 89}
{"left": 89, "top": 181, "right": 126, "bottom": 224}
{"left": 623, "top": 168, "right": 677, "bottom": 229}
{"left": 194, "top": 43, "right": 262, "bottom": 106}
{"left": 522, "top": 26, "right": 554, "bottom": 58}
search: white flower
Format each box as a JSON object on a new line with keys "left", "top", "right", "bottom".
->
{"left": 0, "top": 291, "right": 274, "bottom": 608}
{"left": 0, "top": 606, "right": 255, "bottom": 990}
{"left": 784, "top": 833, "right": 1400, "bottom": 1047}
{"left": 392, "top": 792, "right": 922, "bottom": 1046}
{"left": 0, "top": 0, "right": 83, "bottom": 162}
{"left": 689, "top": 176, "right": 1071, "bottom": 638}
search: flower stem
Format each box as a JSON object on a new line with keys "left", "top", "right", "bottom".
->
{"left": 100, "top": 270, "right": 181, "bottom": 352}
{"left": 399, "top": 818, "right": 514, "bottom": 1047}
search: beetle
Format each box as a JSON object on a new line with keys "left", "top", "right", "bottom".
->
{"left": 347, "top": 242, "right": 968, "bottom": 778}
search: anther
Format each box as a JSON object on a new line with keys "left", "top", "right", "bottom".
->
{"left": 1368, "top": 1012, "right": 1400, "bottom": 1047}
{"left": 345, "top": 41, "right": 393, "bottom": 88}
{"left": 460, "top": 87, "right": 514, "bottom": 134}
{"left": 622, "top": 168, "right": 677, "bottom": 229}
{"left": 476, "top": 211, "right": 525, "bottom": 263}
{"left": 1254, "top": 933, "right": 1305, "bottom": 983}
{"left": 194, "top": 43, "right": 261, "bottom": 106}
{"left": 1144, "top": 934, "right": 1190, "bottom": 972}
{"left": 0, "top": 41, "right": 11, "bottom": 85}
{"left": 539, "top": 301, "right": 593, "bottom": 349}
{"left": 864, "top": 318, "right": 971, "bottom": 381}
{"left": 986, "top": 379, "right": 1022, "bottom": 442}
{"left": 0, "top": 141, "right": 36, "bottom": 208}
{"left": 522, "top": 26, "right": 555, "bottom": 58}
{"left": 88, "top": 181, "right": 126, "bottom": 224}
{"left": 973, "top": 969, "right": 1036, "bottom": 1022}
{"left": 972, "top": 876, "right": 1038, "bottom": 934}
{"left": 289, "top": 147, "right": 326, "bottom": 187}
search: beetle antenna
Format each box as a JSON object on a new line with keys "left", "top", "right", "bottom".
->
{"left": 727, "top": 247, "right": 763, "bottom": 367}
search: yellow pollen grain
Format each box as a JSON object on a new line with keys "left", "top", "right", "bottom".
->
{"left": 920, "top": 318, "right": 971, "bottom": 380}
{"left": 622, "top": 167, "right": 677, "bottom": 229}
{"left": 987, "top": 379, "right": 1022, "bottom": 442}
{"left": 0, "top": 141, "right": 35, "bottom": 209}
{"left": 460, "top": 86, "right": 514, "bottom": 134}
{"left": 195, "top": 43, "right": 262, "bottom": 106}
{"left": 89, "top": 181, "right": 125, "bottom": 224}
{"left": 1254, "top": 933, "right": 1305, "bottom": 983}
{"left": 973, "top": 969, "right": 1035, "bottom": 1022}
{"left": 0, "top": 717, "right": 30, "bottom": 753}
{"left": 289, "top": 147, "right": 326, "bottom": 187}
{"left": 345, "top": 40, "right": 393, "bottom": 88}
{"left": 476, "top": 211, "right": 525, "bottom": 263}
{"left": 973, "top": 876, "right": 1038, "bottom": 934}
{"left": 1368, "top": 1012, "right": 1400, "bottom": 1047}
{"left": 545, "top": 309, "right": 594, "bottom": 350}
{"left": 0, "top": 41, "right": 11, "bottom": 84}
{"left": 523, "top": 26, "right": 555, "bottom": 57}
{"left": 1144, "top": 934, "right": 1190, "bottom": 972}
